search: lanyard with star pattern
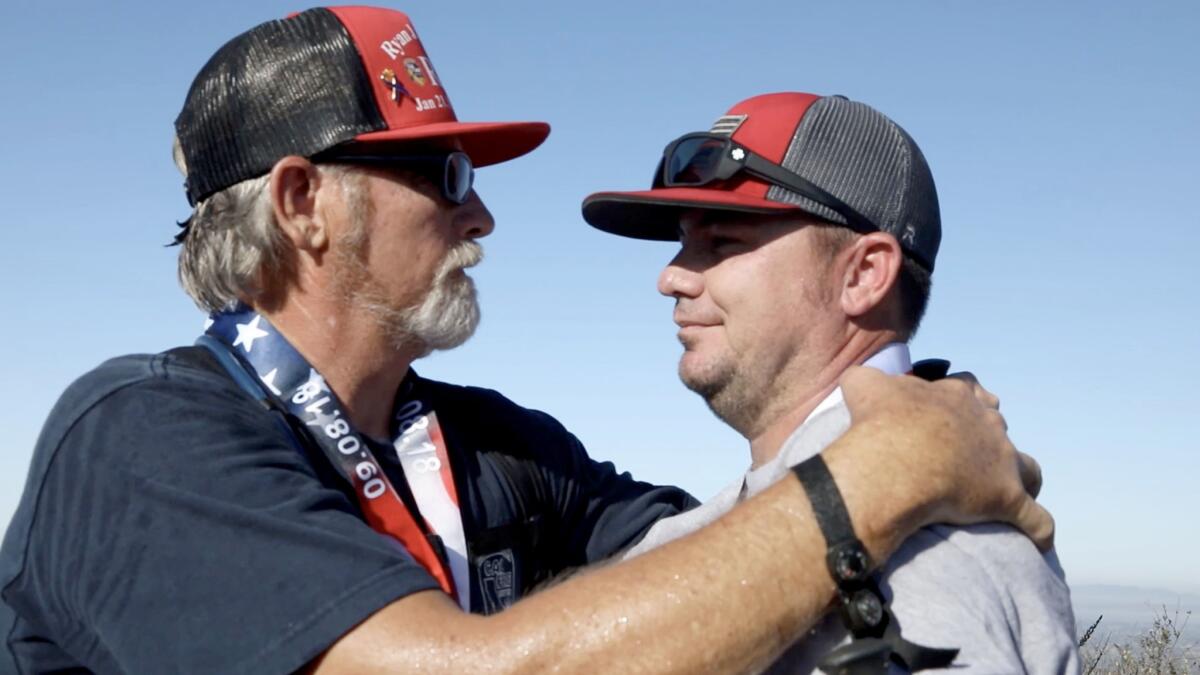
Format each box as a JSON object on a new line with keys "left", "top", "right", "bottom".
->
{"left": 203, "top": 306, "right": 466, "bottom": 606}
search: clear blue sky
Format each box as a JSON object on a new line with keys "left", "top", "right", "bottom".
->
{"left": 2, "top": 0, "right": 1197, "bottom": 597}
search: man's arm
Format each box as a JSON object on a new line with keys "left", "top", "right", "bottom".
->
{"left": 310, "top": 368, "right": 1051, "bottom": 674}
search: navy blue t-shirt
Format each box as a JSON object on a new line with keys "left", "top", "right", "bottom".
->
{"left": 0, "top": 348, "right": 696, "bottom": 674}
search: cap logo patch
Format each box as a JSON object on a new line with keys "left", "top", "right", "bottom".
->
{"left": 403, "top": 57, "right": 427, "bottom": 86}
{"left": 710, "top": 114, "right": 748, "bottom": 137}
{"left": 379, "top": 68, "right": 408, "bottom": 102}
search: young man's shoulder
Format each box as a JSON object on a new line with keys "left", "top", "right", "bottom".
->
{"left": 882, "top": 523, "right": 1080, "bottom": 673}
{"left": 790, "top": 393, "right": 1081, "bottom": 671}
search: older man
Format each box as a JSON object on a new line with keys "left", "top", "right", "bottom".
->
{"left": 584, "top": 92, "right": 1079, "bottom": 672}
{"left": 1, "top": 11, "right": 1050, "bottom": 675}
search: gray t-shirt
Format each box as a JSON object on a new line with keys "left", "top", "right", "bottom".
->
{"left": 625, "top": 393, "right": 1080, "bottom": 673}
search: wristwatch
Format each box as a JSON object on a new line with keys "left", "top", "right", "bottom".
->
{"left": 792, "top": 454, "right": 958, "bottom": 673}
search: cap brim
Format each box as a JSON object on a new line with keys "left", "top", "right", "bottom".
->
{"left": 351, "top": 121, "right": 550, "bottom": 167}
{"left": 582, "top": 187, "right": 802, "bottom": 240}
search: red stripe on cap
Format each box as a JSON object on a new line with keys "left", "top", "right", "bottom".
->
{"left": 327, "top": 6, "right": 459, "bottom": 131}
{"left": 722, "top": 92, "right": 822, "bottom": 202}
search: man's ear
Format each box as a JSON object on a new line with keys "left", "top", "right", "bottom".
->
{"left": 839, "top": 232, "right": 902, "bottom": 318}
{"left": 269, "top": 156, "right": 329, "bottom": 253}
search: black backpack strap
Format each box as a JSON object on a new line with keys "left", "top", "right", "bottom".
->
{"left": 911, "top": 358, "right": 951, "bottom": 381}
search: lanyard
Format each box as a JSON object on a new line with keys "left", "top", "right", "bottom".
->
{"left": 390, "top": 386, "right": 470, "bottom": 609}
{"left": 203, "top": 307, "right": 469, "bottom": 609}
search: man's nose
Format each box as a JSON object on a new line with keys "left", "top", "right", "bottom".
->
{"left": 657, "top": 252, "right": 703, "bottom": 299}
{"left": 456, "top": 190, "right": 495, "bottom": 240}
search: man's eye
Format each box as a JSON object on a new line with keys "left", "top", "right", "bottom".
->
{"left": 711, "top": 236, "right": 742, "bottom": 251}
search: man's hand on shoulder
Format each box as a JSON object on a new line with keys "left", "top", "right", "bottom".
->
{"left": 822, "top": 367, "right": 1054, "bottom": 563}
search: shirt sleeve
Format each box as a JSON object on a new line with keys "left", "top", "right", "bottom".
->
{"left": 536, "top": 415, "right": 700, "bottom": 565}
{"left": 6, "top": 370, "right": 440, "bottom": 675}
{"left": 881, "top": 524, "right": 1081, "bottom": 674}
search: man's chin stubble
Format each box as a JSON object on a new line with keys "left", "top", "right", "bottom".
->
{"left": 680, "top": 361, "right": 763, "bottom": 437}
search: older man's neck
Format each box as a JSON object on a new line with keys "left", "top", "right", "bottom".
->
{"left": 263, "top": 299, "right": 424, "bottom": 440}
{"left": 747, "top": 331, "right": 898, "bottom": 468}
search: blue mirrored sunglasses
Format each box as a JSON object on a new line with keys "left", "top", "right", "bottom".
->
{"left": 317, "top": 151, "right": 474, "bottom": 205}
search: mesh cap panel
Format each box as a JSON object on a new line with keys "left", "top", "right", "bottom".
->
{"left": 175, "top": 8, "right": 385, "bottom": 205}
{"left": 767, "top": 97, "right": 941, "bottom": 269}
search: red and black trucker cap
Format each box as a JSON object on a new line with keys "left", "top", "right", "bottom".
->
{"left": 582, "top": 93, "right": 941, "bottom": 271}
{"left": 175, "top": 6, "right": 549, "bottom": 206}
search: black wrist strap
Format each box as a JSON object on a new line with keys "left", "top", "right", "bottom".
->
{"left": 792, "top": 455, "right": 958, "bottom": 673}
{"left": 792, "top": 455, "right": 861, "bottom": 559}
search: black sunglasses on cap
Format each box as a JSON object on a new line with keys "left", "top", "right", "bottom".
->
{"left": 317, "top": 151, "right": 475, "bottom": 205}
{"left": 656, "top": 133, "right": 877, "bottom": 235}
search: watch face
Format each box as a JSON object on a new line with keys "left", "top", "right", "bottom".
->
{"left": 834, "top": 547, "right": 870, "bottom": 582}
{"left": 850, "top": 589, "right": 885, "bottom": 628}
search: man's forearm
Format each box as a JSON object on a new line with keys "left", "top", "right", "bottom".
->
{"left": 486, "top": 475, "right": 851, "bottom": 673}
{"left": 315, "top": 428, "right": 910, "bottom": 674}
{"left": 312, "top": 371, "right": 1048, "bottom": 674}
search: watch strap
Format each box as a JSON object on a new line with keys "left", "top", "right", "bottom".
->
{"left": 792, "top": 455, "right": 872, "bottom": 587}
{"left": 793, "top": 453, "right": 960, "bottom": 672}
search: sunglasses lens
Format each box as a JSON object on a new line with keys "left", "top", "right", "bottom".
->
{"left": 651, "top": 158, "right": 667, "bottom": 189}
{"left": 444, "top": 152, "right": 473, "bottom": 204}
{"left": 665, "top": 136, "right": 728, "bottom": 186}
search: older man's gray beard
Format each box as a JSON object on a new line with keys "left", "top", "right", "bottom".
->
{"left": 337, "top": 240, "right": 484, "bottom": 358}
{"left": 395, "top": 240, "right": 483, "bottom": 355}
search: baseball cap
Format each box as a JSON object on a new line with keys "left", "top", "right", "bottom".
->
{"left": 581, "top": 92, "right": 941, "bottom": 271}
{"left": 175, "top": 6, "right": 549, "bottom": 206}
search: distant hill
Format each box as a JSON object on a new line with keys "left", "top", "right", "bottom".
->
{"left": 1071, "top": 584, "right": 1200, "bottom": 646}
